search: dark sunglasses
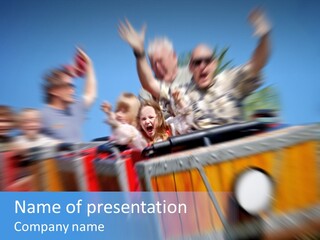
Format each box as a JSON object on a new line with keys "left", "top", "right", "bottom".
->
{"left": 191, "top": 55, "right": 214, "bottom": 67}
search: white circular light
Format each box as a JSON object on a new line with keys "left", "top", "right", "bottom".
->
{"left": 234, "top": 168, "right": 273, "bottom": 215}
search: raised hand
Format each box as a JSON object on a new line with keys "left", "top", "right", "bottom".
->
{"left": 76, "top": 47, "right": 92, "bottom": 65}
{"left": 172, "top": 90, "right": 186, "bottom": 109}
{"left": 101, "top": 101, "right": 112, "bottom": 114}
{"left": 248, "top": 8, "right": 271, "bottom": 37}
{"left": 118, "top": 19, "right": 146, "bottom": 54}
{"left": 101, "top": 102, "right": 119, "bottom": 128}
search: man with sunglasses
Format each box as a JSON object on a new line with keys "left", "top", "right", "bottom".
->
{"left": 41, "top": 49, "right": 97, "bottom": 142}
{"left": 171, "top": 9, "right": 271, "bottom": 132}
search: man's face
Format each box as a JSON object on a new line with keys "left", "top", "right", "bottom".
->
{"left": 149, "top": 48, "right": 178, "bottom": 83}
{"left": 50, "top": 74, "right": 75, "bottom": 104}
{"left": 189, "top": 47, "right": 217, "bottom": 89}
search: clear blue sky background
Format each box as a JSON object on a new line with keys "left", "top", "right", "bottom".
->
{"left": 1, "top": 0, "right": 319, "bottom": 141}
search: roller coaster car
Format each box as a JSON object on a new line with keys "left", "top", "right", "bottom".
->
{"left": 135, "top": 121, "right": 320, "bottom": 239}
{"left": 3, "top": 119, "right": 318, "bottom": 239}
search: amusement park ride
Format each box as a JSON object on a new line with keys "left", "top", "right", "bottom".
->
{"left": 1, "top": 114, "right": 319, "bottom": 239}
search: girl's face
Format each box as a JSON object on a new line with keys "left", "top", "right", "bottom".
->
{"left": 115, "top": 103, "right": 132, "bottom": 125}
{"left": 139, "top": 106, "right": 158, "bottom": 139}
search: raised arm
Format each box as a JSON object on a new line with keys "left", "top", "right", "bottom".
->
{"left": 101, "top": 101, "right": 119, "bottom": 128}
{"left": 118, "top": 19, "right": 161, "bottom": 99}
{"left": 78, "top": 48, "right": 97, "bottom": 107}
{"left": 248, "top": 9, "right": 271, "bottom": 76}
{"left": 101, "top": 101, "right": 147, "bottom": 149}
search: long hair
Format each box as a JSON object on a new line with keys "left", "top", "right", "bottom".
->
{"left": 137, "top": 100, "right": 170, "bottom": 143}
{"left": 115, "top": 92, "right": 140, "bottom": 127}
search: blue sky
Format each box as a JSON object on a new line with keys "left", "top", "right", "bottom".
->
{"left": 1, "top": 0, "right": 319, "bottom": 141}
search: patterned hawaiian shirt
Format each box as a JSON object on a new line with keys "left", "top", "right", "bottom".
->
{"left": 170, "top": 64, "right": 262, "bottom": 130}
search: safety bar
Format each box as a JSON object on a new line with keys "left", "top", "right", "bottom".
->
{"left": 142, "top": 121, "right": 267, "bottom": 158}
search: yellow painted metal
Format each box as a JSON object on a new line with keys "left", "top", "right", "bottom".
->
{"left": 147, "top": 139, "right": 319, "bottom": 238}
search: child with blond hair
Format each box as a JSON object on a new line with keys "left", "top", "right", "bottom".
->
{"left": 4, "top": 108, "right": 59, "bottom": 191}
{"left": 15, "top": 108, "right": 60, "bottom": 148}
{"left": 101, "top": 93, "right": 147, "bottom": 149}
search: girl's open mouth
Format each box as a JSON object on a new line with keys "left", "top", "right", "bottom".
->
{"left": 146, "top": 125, "right": 154, "bottom": 133}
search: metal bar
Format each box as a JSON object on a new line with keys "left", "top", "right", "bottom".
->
{"left": 193, "top": 156, "right": 233, "bottom": 240}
